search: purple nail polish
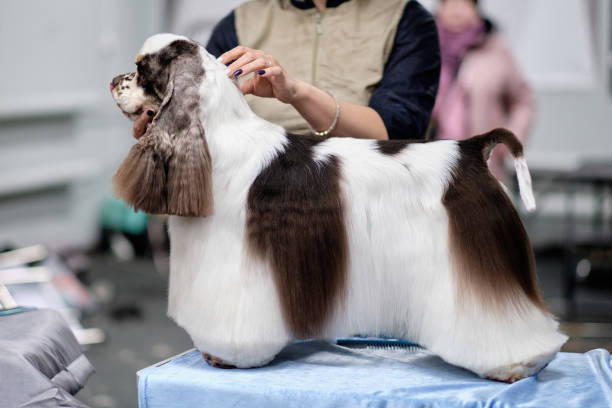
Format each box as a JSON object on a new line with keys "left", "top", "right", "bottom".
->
{"left": 257, "top": 70, "right": 266, "bottom": 75}
{"left": 233, "top": 69, "right": 243, "bottom": 77}
{"left": 146, "top": 110, "right": 154, "bottom": 117}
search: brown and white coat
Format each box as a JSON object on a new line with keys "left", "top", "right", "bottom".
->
{"left": 111, "top": 34, "right": 566, "bottom": 382}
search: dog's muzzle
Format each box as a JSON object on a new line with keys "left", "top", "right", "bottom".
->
{"left": 110, "top": 72, "right": 160, "bottom": 120}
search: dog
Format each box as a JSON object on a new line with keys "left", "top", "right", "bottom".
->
{"left": 110, "top": 33, "right": 567, "bottom": 382}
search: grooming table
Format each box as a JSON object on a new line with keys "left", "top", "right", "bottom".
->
{"left": 0, "top": 308, "right": 94, "bottom": 408}
{"left": 138, "top": 341, "right": 612, "bottom": 408}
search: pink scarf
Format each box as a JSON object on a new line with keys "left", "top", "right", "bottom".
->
{"left": 433, "top": 21, "right": 485, "bottom": 140}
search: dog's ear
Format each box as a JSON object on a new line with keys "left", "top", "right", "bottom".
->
{"left": 112, "top": 133, "right": 170, "bottom": 215}
{"left": 165, "top": 115, "right": 214, "bottom": 217}
{"left": 113, "top": 41, "right": 214, "bottom": 216}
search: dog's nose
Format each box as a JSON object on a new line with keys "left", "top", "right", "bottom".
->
{"left": 110, "top": 75, "right": 123, "bottom": 92}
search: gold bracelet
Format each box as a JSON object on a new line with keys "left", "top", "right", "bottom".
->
{"left": 312, "top": 90, "right": 340, "bottom": 137}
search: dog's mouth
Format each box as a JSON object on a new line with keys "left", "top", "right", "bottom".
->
{"left": 110, "top": 72, "right": 161, "bottom": 121}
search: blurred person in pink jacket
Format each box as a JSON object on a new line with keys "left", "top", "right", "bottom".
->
{"left": 432, "top": 0, "right": 534, "bottom": 181}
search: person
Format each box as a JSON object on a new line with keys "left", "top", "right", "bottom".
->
{"left": 432, "top": 0, "right": 534, "bottom": 180}
{"left": 133, "top": 0, "right": 440, "bottom": 142}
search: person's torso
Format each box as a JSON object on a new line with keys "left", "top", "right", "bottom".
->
{"left": 436, "top": 31, "right": 513, "bottom": 140}
{"left": 235, "top": 0, "right": 408, "bottom": 134}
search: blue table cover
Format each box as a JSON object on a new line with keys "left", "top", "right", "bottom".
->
{"left": 138, "top": 341, "right": 612, "bottom": 408}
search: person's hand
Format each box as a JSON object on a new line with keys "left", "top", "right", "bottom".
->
{"left": 219, "top": 46, "right": 303, "bottom": 104}
{"left": 132, "top": 108, "right": 156, "bottom": 139}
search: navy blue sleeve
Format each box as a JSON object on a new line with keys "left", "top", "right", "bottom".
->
{"left": 368, "top": 1, "right": 441, "bottom": 140}
{"left": 206, "top": 10, "right": 239, "bottom": 57}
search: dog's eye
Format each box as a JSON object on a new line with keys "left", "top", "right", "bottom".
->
{"left": 136, "top": 62, "right": 151, "bottom": 82}
{"left": 136, "top": 67, "right": 145, "bottom": 80}
{"left": 136, "top": 70, "right": 150, "bottom": 87}
{"left": 135, "top": 69, "right": 162, "bottom": 100}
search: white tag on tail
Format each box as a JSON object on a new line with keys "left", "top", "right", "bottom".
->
{"left": 514, "top": 157, "right": 536, "bottom": 212}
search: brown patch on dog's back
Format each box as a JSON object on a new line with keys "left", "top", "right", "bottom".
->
{"left": 442, "top": 132, "right": 545, "bottom": 310}
{"left": 376, "top": 139, "right": 426, "bottom": 156}
{"left": 247, "top": 134, "right": 348, "bottom": 338}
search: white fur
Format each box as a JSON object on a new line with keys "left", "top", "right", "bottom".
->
{"left": 515, "top": 156, "right": 536, "bottom": 212}
{"left": 139, "top": 33, "right": 189, "bottom": 58}
{"left": 130, "top": 35, "right": 567, "bottom": 379}
{"left": 111, "top": 74, "right": 146, "bottom": 119}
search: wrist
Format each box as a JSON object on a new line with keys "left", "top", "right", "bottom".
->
{"left": 287, "top": 80, "right": 312, "bottom": 106}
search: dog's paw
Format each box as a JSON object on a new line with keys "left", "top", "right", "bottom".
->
{"left": 484, "top": 352, "right": 554, "bottom": 383}
{"left": 202, "top": 352, "right": 236, "bottom": 369}
{"left": 485, "top": 361, "right": 538, "bottom": 383}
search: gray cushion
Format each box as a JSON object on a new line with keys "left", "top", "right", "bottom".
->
{"left": 0, "top": 308, "right": 93, "bottom": 407}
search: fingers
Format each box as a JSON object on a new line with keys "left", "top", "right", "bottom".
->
{"left": 256, "top": 66, "right": 283, "bottom": 79}
{"left": 239, "top": 67, "right": 282, "bottom": 95}
{"left": 220, "top": 45, "right": 276, "bottom": 78}
{"left": 234, "top": 56, "right": 273, "bottom": 79}
{"left": 217, "top": 45, "right": 246, "bottom": 65}
{"left": 132, "top": 108, "right": 155, "bottom": 139}
{"left": 239, "top": 76, "right": 258, "bottom": 95}
{"left": 257, "top": 66, "right": 299, "bottom": 104}
{"left": 220, "top": 46, "right": 293, "bottom": 102}
{"left": 226, "top": 51, "right": 259, "bottom": 77}
{"left": 256, "top": 66, "right": 285, "bottom": 88}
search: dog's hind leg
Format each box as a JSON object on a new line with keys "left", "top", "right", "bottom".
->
{"left": 430, "top": 129, "right": 567, "bottom": 381}
{"left": 431, "top": 295, "right": 567, "bottom": 382}
{"left": 407, "top": 256, "right": 565, "bottom": 382}
{"left": 412, "top": 228, "right": 568, "bottom": 382}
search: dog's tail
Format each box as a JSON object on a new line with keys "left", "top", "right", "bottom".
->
{"left": 467, "top": 128, "right": 536, "bottom": 212}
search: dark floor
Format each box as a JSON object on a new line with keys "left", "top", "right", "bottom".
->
{"left": 75, "top": 220, "right": 612, "bottom": 408}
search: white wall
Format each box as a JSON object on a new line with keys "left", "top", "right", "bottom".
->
{"left": 0, "top": 0, "right": 166, "bottom": 248}
{"left": 168, "top": 0, "right": 244, "bottom": 43}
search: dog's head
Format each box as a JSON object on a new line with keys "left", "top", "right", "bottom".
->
{"left": 111, "top": 34, "right": 214, "bottom": 217}
{"left": 110, "top": 34, "right": 199, "bottom": 119}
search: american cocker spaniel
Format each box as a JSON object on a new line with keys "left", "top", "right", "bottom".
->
{"left": 110, "top": 33, "right": 567, "bottom": 382}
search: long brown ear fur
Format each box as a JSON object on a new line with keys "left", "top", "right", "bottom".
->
{"left": 113, "top": 140, "right": 168, "bottom": 214}
{"left": 167, "top": 123, "right": 214, "bottom": 216}
{"left": 113, "top": 40, "right": 213, "bottom": 217}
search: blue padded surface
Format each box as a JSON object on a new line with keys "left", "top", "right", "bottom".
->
{"left": 138, "top": 341, "right": 612, "bottom": 408}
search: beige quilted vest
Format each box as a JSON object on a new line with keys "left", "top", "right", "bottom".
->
{"left": 235, "top": 0, "right": 408, "bottom": 134}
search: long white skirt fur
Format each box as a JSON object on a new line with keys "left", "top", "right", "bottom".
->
{"left": 167, "top": 135, "right": 566, "bottom": 382}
